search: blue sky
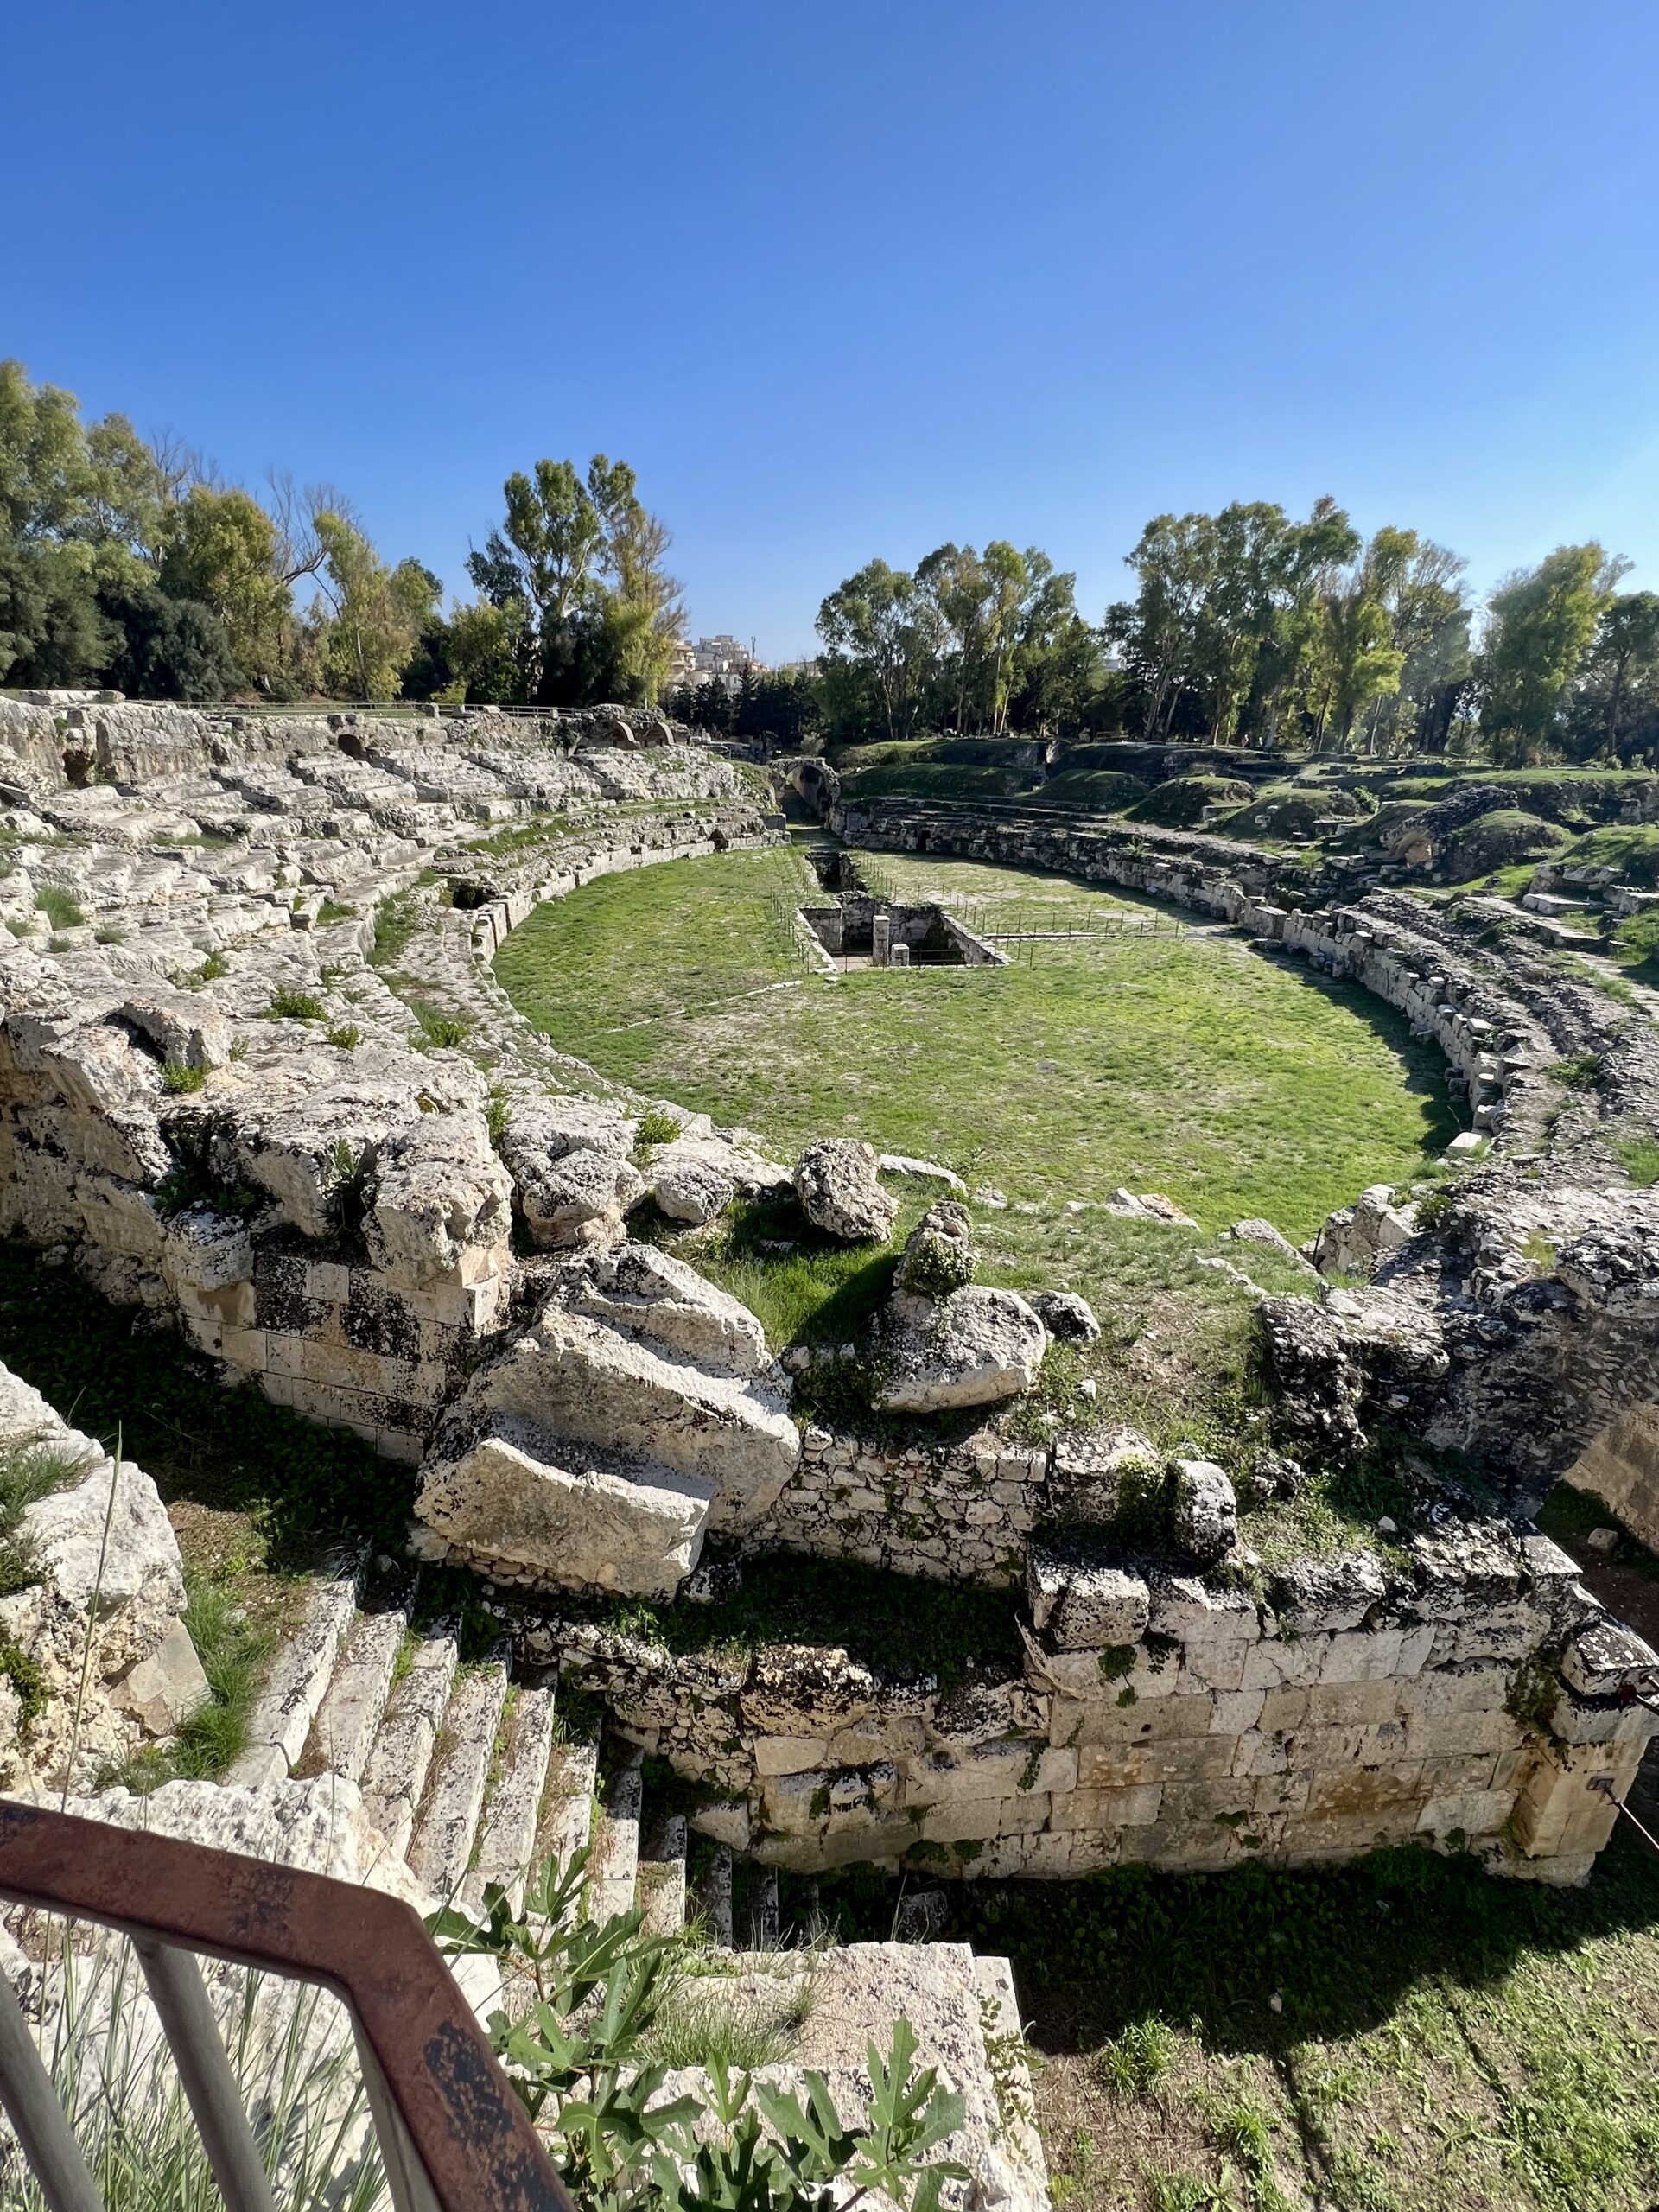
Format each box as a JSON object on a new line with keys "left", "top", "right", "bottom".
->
{"left": 8, "top": 1, "right": 1659, "bottom": 658}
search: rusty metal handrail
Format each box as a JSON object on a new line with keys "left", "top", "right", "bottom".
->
{"left": 0, "top": 1800, "right": 573, "bottom": 2212}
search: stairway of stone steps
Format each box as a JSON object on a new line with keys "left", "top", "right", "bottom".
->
{"left": 221, "top": 1571, "right": 638, "bottom": 1923}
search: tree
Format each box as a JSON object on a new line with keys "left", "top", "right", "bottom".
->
{"left": 311, "top": 513, "right": 434, "bottom": 700}
{"left": 816, "top": 560, "right": 942, "bottom": 742}
{"left": 98, "top": 573, "right": 239, "bottom": 700}
{"left": 1573, "top": 590, "right": 1659, "bottom": 760}
{"left": 1477, "top": 544, "right": 1619, "bottom": 763}
{"left": 157, "top": 486, "right": 293, "bottom": 690}
{"left": 470, "top": 454, "right": 682, "bottom": 707}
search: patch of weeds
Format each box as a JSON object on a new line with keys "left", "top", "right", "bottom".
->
{"left": 644, "top": 1970, "right": 815, "bottom": 2071}
{"left": 326, "top": 1139, "right": 376, "bottom": 1240}
{"left": 635, "top": 1105, "right": 682, "bottom": 1150}
{"left": 411, "top": 1001, "right": 469, "bottom": 1049}
{"left": 1549, "top": 1051, "right": 1604, "bottom": 1090}
{"left": 93, "top": 926, "right": 126, "bottom": 946}
{"left": 35, "top": 884, "right": 85, "bottom": 931}
{"left": 0, "top": 1630, "right": 48, "bottom": 1731}
{"left": 1520, "top": 1230, "right": 1556, "bottom": 1272}
{"left": 324, "top": 1022, "right": 361, "bottom": 1051}
{"left": 265, "top": 986, "right": 325, "bottom": 1022}
{"left": 1096, "top": 2015, "right": 1175, "bottom": 2098}
{"left": 0, "top": 1440, "right": 89, "bottom": 1597}
{"left": 121, "top": 1569, "right": 275, "bottom": 1787}
{"left": 370, "top": 892, "right": 419, "bottom": 967}
{"left": 1614, "top": 1136, "right": 1659, "bottom": 1188}
{"left": 185, "top": 949, "right": 230, "bottom": 988}
{"left": 315, "top": 898, "right": 356, "bottom": 925}
{"left": 160, "top": 1058, "right": 206, "bottom": 1095}
{"left": 486, "top": 1087, "right": 510, "bottom": 1150}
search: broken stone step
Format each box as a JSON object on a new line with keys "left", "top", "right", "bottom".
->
{"left": 304, "top": 1608, "right": 405, "bottom": 1783}
{"left": 584, "top": 1751, "right": 643, "bottom": 1924}
{"left": 225, "top": 1567, "right": 359, "bottom": 1786}
{"left": 461, "top": 1682, "right": 556, "bottom": 1916}
{"left": 408, "top": 1658, "right": 511, "bottom": 1903}
{"left": 359, "top": 1624, "right": 460, "bottom": 1859}
{"left": 636, "top": 1814, "right": 688, "bottom": 1936}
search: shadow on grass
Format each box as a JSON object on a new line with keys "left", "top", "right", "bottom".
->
{"left": 787, "top": 1810, "right": 1659, "bottom": 2062}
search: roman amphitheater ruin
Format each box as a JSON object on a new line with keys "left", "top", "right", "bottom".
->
{"left": 0, "top": 690, "right": 1655, "bottom": 2201}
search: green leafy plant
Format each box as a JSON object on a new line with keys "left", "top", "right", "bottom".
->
{"left": 635, "top": 1105, "right": 683, "bottom": 1152}
{"left": 412, "top": 1001, "right": 469, "bottom": 1049}
{"left": 35, "top": 884, "right": 85, "bottom": 931}
{"left": 266, "top": 986, "right": 325, "bottom": 1021}
{"left": 160, "top": 1058, "right": 205, "bottom": 1095}
{"left": 1549, "top": 1052, "right": 1604, "bottom": 1090}
{"left": 185, "top": 948, "right": 230, "bottom": 988}
{"left": 325, "top": 1022, "right": 362, "bottom": 1051}
{"left": 370, "top": 892, "right": 419, "bottom": 968}
{"left": 432, "top": 1847, "right": 968, "bottom": 2212}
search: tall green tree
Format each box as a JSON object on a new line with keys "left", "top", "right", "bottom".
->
{"left": 1572, "top": 590, "right": 1659, "bottom": 760}
{"left": 157, "top": 486, "right": 293, "bottom": 690}
{"left": 1477, "top": 544, "right": 1620, "bottom": 762}
{"left": 473, "top": 453, "right": 682, "bottom": 706}
{"left": 311, "top": 514, "right": 435, "bottom": 699}
{"left": 816, "top": 560, "right": 942, "bottom": 742}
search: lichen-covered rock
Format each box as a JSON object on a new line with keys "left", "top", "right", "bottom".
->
{"left": 1226, "top": 1217, "right": 1306, "bottom": 1265}
{"left": 892, "top": 1202, "right": 975, "bottom": 1301}
{"left": 1046, "top": 1423, "right": 1160, "bottom": 1522}
{"left": 1258, "top": 1295, "right": 1366, "bottom": 1458}
{"left": 564, "top": 1242, "right": 769, "bottom": 1377}
{"left": 794, "top": 1139, "right": 896, "bottom": 1243}
{"left": 1311, "top": 1183, "right": 1417, "bottom": 1279}
{"left": 514, "top": 1145, "right": 645, "bottom": 1249}
{"left": 1170, "top": 1458, "right": 1238, "bottom": 1563}
{"left": 415, "top": 1420, "right": 712, "bottom": 1599}
{"left": 1029, "top": 1290, "right": 1100, "bottom": 1344}
{"left": 1027, "top": 1547, "right": 1150, "bottom": 1648}
{"left": 874, "top": 1286, "right": 1046, "bottom": 1413}
{"left": 365, "top": 1112, "right": 512, "bottom": 1282}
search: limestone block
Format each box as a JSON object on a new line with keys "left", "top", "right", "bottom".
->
{"left": 512, "top": 1146, "right": 644, "bottom": 1248}
{"left": 119, "top": 989, "right": 234, "bottom": 1072}
{"left": 1271, "top": 1550, "right": 1387, "bottom": 1634}
{"left": 1319, "top": 1624, "right": 1433, "bottom": 1682}
{"left": 1508, "top": 1736, "right": 1646, "bottom": 1858}
{"left": 874, "top": 1287, "right": 1046, "bottom": 1414}
{"left": 1171, "top": 1459, "right": 1237, "bottom": 1563}
{"left": 25, "top": 1452, "right": 185, "bottom": 1679}
{"left": 907, "top": 1741, "right": 1075, "bottom": 1807}
{"left": 1047, "top": 1783, "right": 1164, "bottom": 1832}
{"left": 461, "top": 1304, "right": 798, "bottom": 1530}
{"left": 794, "top": 1139, "right": 896, "bottom": 1243}
{"left": 1077, "top": 1734, "right": 1236, "bottom": 1788}
{"left": 1415, "top": 1661, "right": 1511, "bottom": 1718}
{"left": 366, "top": 1113, "right": 512, "bottom": 1284}
{"left": 1417, "top": 1789, "right": 1513, "bottom": 1839}
{"left": 1026, "top": 1548, "right": 1149, "bottom": 1649}
{"left": 1560, "top": 1616, "right": 1659, "bottom": 1700}
{"left": 741, "top": 1646, "right": 880, "bottom": 1734}
{"left": 565, "top": 1243, "right": 769, "bottom": 1376}
{"left": 1241, "top": 1636, "right": 1325, "bottom": 1690}
{"left": 113, "top": 1617, "right": 211, "bottom": 1734}
{"left": 414, "top": 1426, "right": 713, "bottom": 1599}
{"left": 753, "top": 1735, "right": 830, "bottom": 1778}
{"left": 919, "top": 1793, "right": 1050, "bottom": 1844}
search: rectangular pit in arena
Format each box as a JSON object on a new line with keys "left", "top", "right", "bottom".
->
{"left": 797, "top": 892, "right": 1004, "bottom": 968}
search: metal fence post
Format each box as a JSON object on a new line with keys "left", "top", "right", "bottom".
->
{"left": 0, "top": 1970, "right": 103, "bottom": 2212}
{"left": 132, "top": 1938, "right": 278, "bottom": 2212}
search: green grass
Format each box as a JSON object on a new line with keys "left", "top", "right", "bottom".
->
{"left": 117, "top": 1569, "right": 276, "bottom": 1788}
{"left": 498, "top": 847, "right": 1453, "bottom": 1442}
{"left": 1615, "top": 1136, "right": 1659, "bottom": 1187}
{"left": 34, "top": 884, "right": 85, "bottom": 931}
{"left": 265, "top": 986, "right": 325, "bottom": 1021}
{"left": 795, "top": 1812, "right": 1659, "bottom": 2212}
{"left": 496, "top": 849, "right": 1452, "bottom": 1245}
{"left": 411, "top": 1001, "right": 470, "bottom": 1048}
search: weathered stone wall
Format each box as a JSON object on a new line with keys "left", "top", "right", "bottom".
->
{"left": 755, "top": 1425, "right": 1046, "bottom": 1586}
{"left": 520, "top": 1524, "right": 1658, "bottom": 1885}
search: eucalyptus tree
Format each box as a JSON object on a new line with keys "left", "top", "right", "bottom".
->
{"left": 1477, "top": 544, "right": 1624, "bottom": 763}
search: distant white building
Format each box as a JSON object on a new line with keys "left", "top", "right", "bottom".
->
{"left": 671, "top": 634, "right": 768, "bottom": 696}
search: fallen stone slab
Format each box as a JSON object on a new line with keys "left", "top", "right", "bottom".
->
{"left": 795, "top": 1138, "right": 896, "bottom": 1243}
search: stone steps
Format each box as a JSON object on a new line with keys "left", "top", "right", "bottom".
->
{"left": 359, "top": 1624, "right": 460, "bottom": 1858}
{"left": 584, "top": 1751, "right": 643, "bottom": 1923}
{"left": 537, "top": 1737, "right": 600, "bottom": 1873}
{"left": 409, "top": 1657, "right": 512, "bottom": 1903}
{"left": 635, "top": 1813, "right": 688, "bottom": 1936}
{"left": 226, "top": 1567, "right": 359, "bottom": 1787}
{"left": 461, "top": 1681, "right": 557, "bottom": 1916}
{"left": 303, "top": 1606, "right": 405, "bottom": 1783}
